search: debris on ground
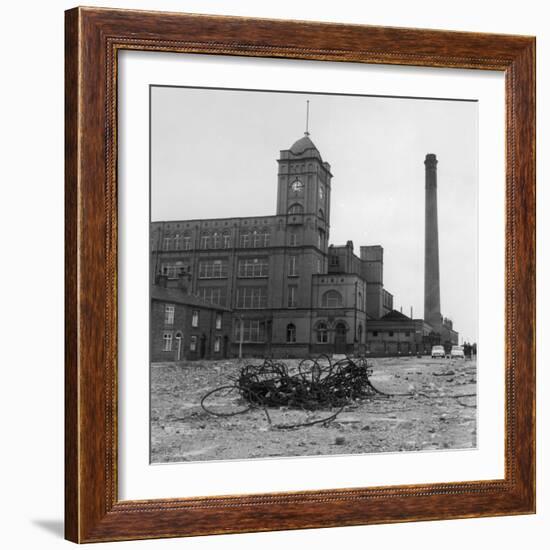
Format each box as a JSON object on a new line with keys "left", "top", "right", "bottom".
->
{"left": 201, "top": 355, "right": 389, "bottom": 429}
{"left": 150, "top": 356, "right": 478, "bottom": 462}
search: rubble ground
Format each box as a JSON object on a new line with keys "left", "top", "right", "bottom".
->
{"left": 150, "top": 356, "right": 477, "bottom": 463}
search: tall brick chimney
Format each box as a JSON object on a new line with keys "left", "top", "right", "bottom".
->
{"left": 424, "top": 153, "right": 442, "bottom": 331}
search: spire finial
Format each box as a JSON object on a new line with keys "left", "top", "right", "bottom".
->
{"left": 305, "top": 100, "right": 310, "bottom": 136}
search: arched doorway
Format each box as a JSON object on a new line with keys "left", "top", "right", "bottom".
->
{"left": 334, "top": 322, "right": 347, "bottom": 354}
{"left": 175, "top": 332, "right": 183, "bottom": 361}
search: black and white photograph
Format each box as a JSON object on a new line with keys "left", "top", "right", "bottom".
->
{"left": 149, "top": 85, "right": 478, "bottom": 463}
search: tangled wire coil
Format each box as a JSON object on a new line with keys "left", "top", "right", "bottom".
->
{"left": 201, "top": 355, "right": 390, "bottom": 429}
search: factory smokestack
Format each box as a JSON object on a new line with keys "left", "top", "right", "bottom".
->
{"left": 424, "top": 153, "right": 442, "bottom": 331}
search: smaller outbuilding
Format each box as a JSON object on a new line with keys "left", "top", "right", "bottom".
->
{"left": 366, "top": 309, "right": 458, "bottom": 356}
{"left": 151, "top": 284, "right": 232, "bottom": 362}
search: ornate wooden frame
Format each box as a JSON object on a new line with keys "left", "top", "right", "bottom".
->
{"left": 65, "top": 6, "right": 536, "bottom": 543}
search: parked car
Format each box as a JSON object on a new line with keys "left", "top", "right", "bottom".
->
{"left": 451, "top": 345, "right": 465, "bottom": 359}
{"left": 431, "top": 345, "right": 445, "bottom": 359}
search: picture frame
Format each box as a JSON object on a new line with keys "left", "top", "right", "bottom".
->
{"left": 65, "top": 6, "right": 535, "bottom": 543}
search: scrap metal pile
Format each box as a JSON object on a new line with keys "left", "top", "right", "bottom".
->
{"left": 201, "top": 355, "right": 390, "bottom": 429}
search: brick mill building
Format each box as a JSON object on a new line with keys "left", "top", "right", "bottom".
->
{"left": 150, "top": 131, "right": 458, "bottom": 360}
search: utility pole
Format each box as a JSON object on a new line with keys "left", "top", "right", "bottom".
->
{"left": 238, "top": 315, "right": 244, "bottom": 359}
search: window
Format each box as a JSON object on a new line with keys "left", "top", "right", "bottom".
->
{"left": 287, "top": 285, "right": 297, "bottom": 308}
{"left": 215, "top": 313, "right": 222, "bottom": 330}
{"left": 200, "top": 234, "right": 210, "bottom": 249}
{"left": 357, "top": 292, "right": 363, "bottom": 310}
{"left": 235, "top": 320, "right": 265, "bottom": 342}
{"left": 358, "top": 324, "right": 363, "bottom": 343}
{"left": 238, "top": 258, "right": 269, "bottom": 278}
{"left": 191, "top": 310, "right": 199, "bottom": 327}
{"left": 161, "top": 263, "right": 187, "bottom": 279}
{"left": 389, "top": 331, "right": 394, "bottom": 337}
{"left": 240, "top": 232, "right": 250, "bottom": 248}
{"left": 288, "top": 203, "right": 303, "bottom": 215}
{"left": 164, "top": 304, "right": 175, "bottom": 325}
{"left": 322, "top": 290, "right": 343, "bottom": 308}
{"left": 190, "top": 335, "right": 197, "bottom": 351}
{"left": 163, "top": 237, "right": 171, "bottom": 251}
{"left": 162, "top": 332, "right": 173, "bottom": 351}
{"left": 199, "top": 287, "right": 226, "bottom": 306}
{"left": 173, "top": 234, "right": 181, "bottom": 249}
{"left": 316, "top": 323, "right": 328, "bottom": 343}
{"left": 286, "top": 323, "right": 296, "bottom": 343}
{"left": 236, "top": 287, "right": 267, "bottom": 309}
{"left": 320, "top": 231, "right": 325, "bottom": 248}
{"left": 405, "top": 331, "right": 410, "bottom": 337}
{"left": 183, "top": 235, "right": 191, "bottom": 250}
{"left": 212, "top": 232, "right": 221, "bottom": 249}
{"left": 372, "top": 331, "right": 379, "bottom": 337}
{"left": 317, "top": 258, "right": 322, "bottom": 273}
{"left": 288, "top": 256, "right": 299, "bottom": 277}
{"left": 330, "top": 255, "right": 339, "bottom": 267}
{"left": 214, "top": 336, "right": 222, "bottom": 352}
{"left": 252, "top": 231, "right": 262, "bottom": 248}
{"left": 262, "top": 231, "right": 270, "bottom": 247}
{"left": 198, "top": 260, "right": 228, "bottom": 279}
{"left": 289, "top": 232, "right": 298, "bottom": 246}
{"left": 223, "top": 233, "right": 231, "bottom": 249}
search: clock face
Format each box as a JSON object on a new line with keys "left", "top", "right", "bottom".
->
{"left": 291, "top": 180, "right": 304, "bottom": 193}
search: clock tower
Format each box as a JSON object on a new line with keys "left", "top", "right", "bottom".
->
{"left": 276, "top": 132, "right": 333, "bottom": 227}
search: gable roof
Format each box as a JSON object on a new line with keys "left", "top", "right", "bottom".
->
{"left": 380, "top": 309, "right": 411, "bottom": 321}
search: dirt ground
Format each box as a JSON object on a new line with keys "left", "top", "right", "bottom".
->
{"left": 150, "top": 356, "right": 477, "bottom": 463}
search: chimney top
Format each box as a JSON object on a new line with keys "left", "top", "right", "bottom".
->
{"left": 424, "top": 153, "right": 438, "bottom": 166}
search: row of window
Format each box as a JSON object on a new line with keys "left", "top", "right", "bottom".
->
{"left": 162, "top": 256, "right": 324, "bottom": 283}
{"left": 160, "top": 230, "right": 328, "bottom": 252}
{"left": 162, "top": 331, "right": 223, "bottom": 353}
{"left": 197, "top": 257, "right": 300, "bottom": 279}
{"left": 236, "top": 287, "right": 267, "bottom": 309}
{"left": 238, "top": 258, "right": 269, "bottom": 278}
{"left": 239, "top": 231, "right": 270, "bottom": 248}
{"left": 160, "top": 262, "right": 188, "bottom": 279}
{"left": 163, "top": 288, "right": 357, "bottom": 311}
{"left": 161, "top": 230, "right": 272, "bottom": 251}
{"left": 163, "top": 304, "right": 222, "bottom": 330}
{"left": 232, "top": 321, "right": 346, "bottom": 344}
{"left": 370, "top": 330, "right": 411, "bottom": 337}
{"left": 199, "top": 287, "right": 226, "bottom": 306}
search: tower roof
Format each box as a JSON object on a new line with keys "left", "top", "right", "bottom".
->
{"left": 289, "top": 134, "right": 320, "bottom": 156}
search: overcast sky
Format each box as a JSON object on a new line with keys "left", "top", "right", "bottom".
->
{"left": 151, "top": 86, "right": 478, "bottom": 342}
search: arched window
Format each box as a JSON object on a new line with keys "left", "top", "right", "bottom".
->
{"left": 318, "top": 228, "right": 325, "bottom": 248}
{"left": 182, "top": 232, "right": 192, "bottom": 250}
{"left": 173, "top": 234, "right": 181, "bottom": 249}
{"left": 318, "top": 208, "right": 325, "bottom": 220}
{"left": 288, "top": 203, "right": 303, "bottom": 215}
{"left": 286, "top": 323, "right": 296, "bottom": 343}
{"left": 223, "top": 232, "right": 231, "bottom": 249}
{"left": 357, "top": 292, "right": 363, "bottom": 311}
{"left": 200, "top": 233, "right": 210, "bottom": 249}
{"left": 316, "top": 322, "right": 328, "bottom": 343}
{"left": 240, "top": 232, "right": 250, "bottom": 248}
{"left": 357, "top": 324, "right": 363, "bottom": 343}
{"left": 252, "top": 230, "right": 262, "bottom": 247}
{"left": 322, "top": 290, "right": 343, "bottom": 308}
{"left": 212, "top": 232, "right": 221, "bottom": 249}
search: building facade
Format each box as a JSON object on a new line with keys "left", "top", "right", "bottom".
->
{"left": 150, "top": 132, "right": 457, "bottom": 359}
{"left": 151, "top": 284, "right": 232, "bottom": 362}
